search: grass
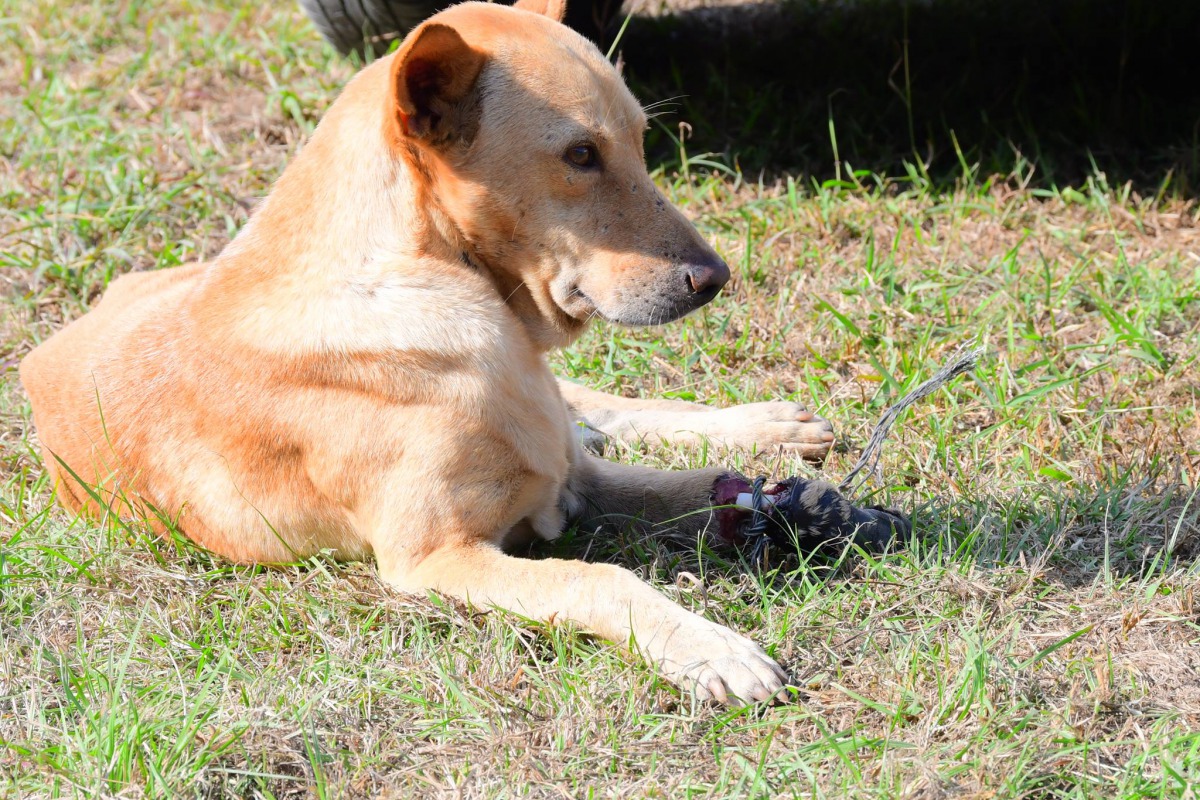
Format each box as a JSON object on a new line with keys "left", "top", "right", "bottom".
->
{"left": 2, "top": 0, "right": 1200, "bottom": 797}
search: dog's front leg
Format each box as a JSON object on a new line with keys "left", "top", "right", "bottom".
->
{"left": 558, "top": 379, "right": 835, "bottom": 458}
{"left": 541, "top": 451, "right": 790, "bottom": 701}
{"left": 367, "top": 434, "right": 784, "bottom": 704}
{"left": 562, "top": 450, "right": 743, "bottom": 540}
{"left": 388, "top": 541, "right": 787, "bottom": 705}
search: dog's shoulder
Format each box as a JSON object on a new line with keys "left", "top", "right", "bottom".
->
{"left": 207, "top": 258, "right": 517, "bottom": 364}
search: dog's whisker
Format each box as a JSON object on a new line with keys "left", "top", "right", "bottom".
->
{"left": 643, "top": 95, "right": 686, "bottom": 111}
{"left": 601, "top": 91, "right": 617, "bottom": 131}
{"left": 503, "top": 280, "right": 528, "bottom": 304}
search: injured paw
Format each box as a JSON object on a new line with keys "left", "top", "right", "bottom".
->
{"left": 710, "top": 474, "right": 909, "bottom": 552}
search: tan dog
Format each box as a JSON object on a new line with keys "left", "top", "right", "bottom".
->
{"left": 20, "top": 0, "right": 834, "bottom": 704}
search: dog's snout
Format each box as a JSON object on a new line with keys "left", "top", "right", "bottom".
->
{"left": 685, "top": 258, "right": 731, "bottom": 299}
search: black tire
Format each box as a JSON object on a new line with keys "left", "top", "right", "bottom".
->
{"left": 299, "top": 0, "right": 605, "bottom": 56}
{"left": 298, "top": 0, "right": 443, "bottom": 57}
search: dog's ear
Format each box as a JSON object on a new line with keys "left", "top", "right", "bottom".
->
{"left": 513, "top": 0, "right": 567, "bottom": 23}
{"left": 390, "top": 23, "right": 487, "bottom": 145}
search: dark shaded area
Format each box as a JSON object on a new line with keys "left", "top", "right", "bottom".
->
{"left": 297, "top": 0, "right": 1199, "bottom": 189}
{"left": 536, "top": 459, "right": 1199, "bottom": 585}
{"left": 616, "top": 0, "right": 1200, "bottom": 192}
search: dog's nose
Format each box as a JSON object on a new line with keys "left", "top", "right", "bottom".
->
{"left": 685, "top": 258, "right": 730, "bottom": 298}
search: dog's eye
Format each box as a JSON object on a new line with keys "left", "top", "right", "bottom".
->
{"left": 565, "top": 144, "right": 599, "bottom": 169}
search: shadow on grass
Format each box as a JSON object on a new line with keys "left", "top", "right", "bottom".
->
{"left": 545, "top": 465, "right": 1200, "bottom": 585}
{"left": 617, "top": 0, "right": 1200, "bottom": 193}
{"left": 914, "top": 470, "right": 1200, "bottom": 585}
{"left": 37, "top": 445, "right": 1197, "bottom": 591}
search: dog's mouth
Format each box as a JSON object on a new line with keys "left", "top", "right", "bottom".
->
{"left": 554, "top": 255, "right": 730, "bottom": 328}
{"left": 559, "top": 285, "right": 601, "bottom": 322}
{"left": 558, "top": 284, "right": 716, "bottom": 328}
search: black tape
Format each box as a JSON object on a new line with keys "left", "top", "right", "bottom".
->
{"left": 743, "top": 478, "right": 909, "bottom": 559}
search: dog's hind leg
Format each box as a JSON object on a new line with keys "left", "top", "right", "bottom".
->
{"left": 557, "top": 379, "right": 835, "bottom": 459}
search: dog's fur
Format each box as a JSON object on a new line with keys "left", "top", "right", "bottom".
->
{"left": 20, "top": 0, "right": 834, "bottom": 704}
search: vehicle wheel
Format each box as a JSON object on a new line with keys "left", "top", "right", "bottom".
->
{"left": 299, "top": 0, "right": 606, "bottom": 56}
{"left": 298, "top": 0, "right": 442, "bottom": 57}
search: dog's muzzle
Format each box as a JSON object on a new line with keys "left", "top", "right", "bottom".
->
{"left": 610, "top": 255, "right": 731, "bottom": 326}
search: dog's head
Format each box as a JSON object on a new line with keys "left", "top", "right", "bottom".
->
{"left": 385, "top": 0, "right": 729, "bottom": 347}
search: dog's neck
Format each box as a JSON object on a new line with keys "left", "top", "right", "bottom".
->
{"left": 216, "top": 71, "right": 455, "bottom": 283}
{"left": 451, "top": 238, "right": 587, "bottom": 353}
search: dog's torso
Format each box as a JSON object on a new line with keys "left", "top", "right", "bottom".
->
{"left": 22, "top": 254, "right": 572, "bottom": 564}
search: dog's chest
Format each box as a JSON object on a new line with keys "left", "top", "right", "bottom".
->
{"left": 489, "top": 366, "right": 575, "bottom": 544}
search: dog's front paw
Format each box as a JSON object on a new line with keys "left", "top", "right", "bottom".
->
{"left": 653, "top": 621, "right": 789, "bottom": 705}
{"left": 703, "top": 401, "right": 835, "bottom": 460}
